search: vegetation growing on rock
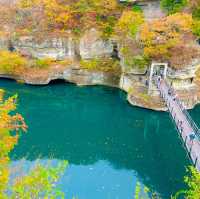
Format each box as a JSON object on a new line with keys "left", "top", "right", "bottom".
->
{"left": 0, "top": 0, "right": 200, "bottom": 71}
{"left": 139, "top": 13, "right": 199, "bottom": 69}
{"left": 161, "top": 0, "right": 188, "bottom": 14}
{"left": 80, "top": 58, "right": 121, "bottom": 74}
{"left": 6, "top": 0, "right": 121, "bottom": 39}
{"left": 0, "top": 51, "right": 27, "bottom": 74}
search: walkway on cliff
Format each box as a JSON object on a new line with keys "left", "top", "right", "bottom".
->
{"left": 156, "top": 77, "right": 200, "bottom": 171}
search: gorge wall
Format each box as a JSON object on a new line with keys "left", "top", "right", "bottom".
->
{"left": 0, "top": 27, "right": 200, "bottom": 111}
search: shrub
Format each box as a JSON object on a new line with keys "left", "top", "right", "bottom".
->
{"left": 161, "top": 0, "right": 188, "bottom": 14}
{"left": 0, "top": 51, "right": 27, "bottom": 74}
{"left": 80, "top": 58, "right": 121, "bottom": 73}
{"left": 192, "top": 19, "right": 200, "bottom": 37}
{"left": 132, "top": 5, "right": 143, "bottom": 13}
{"left": 139, "top": 13, "right": 193, "bottom": 59}
{"left": 33, "top": 58, "right": 54, "bottom": 69}
{"left": 125, "top": 55, "right": 149, "bottom": 70}
{"left": 173, "top": 166, "right": 200, "bottom": 199}
{"left": 192, "top": 7, "right": 200, "bottom": 20}
{"left": 115, "top": 10, "right": 144, "bottom": 38}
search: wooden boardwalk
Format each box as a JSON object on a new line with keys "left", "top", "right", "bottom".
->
{"left": 156, "top": 77, "right": 200, "bottom": 171}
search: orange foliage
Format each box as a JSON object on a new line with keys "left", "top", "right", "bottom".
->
{"left": 139, "top": 13, "right": 193, "bottom": 60}
{"left": 13, "top": 0, "right": 120, "bottom": 37}
{"left": 169, "top": 44, "right": 200, "bottom": 69}
{"left": 0, "top": 94, "right": 27, "bottom": 193}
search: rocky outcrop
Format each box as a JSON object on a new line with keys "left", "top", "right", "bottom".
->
{"left": 10, "top": 29, "right": 114, "bottom": 60}
{"left": 80, "top": 29, "right": 113, "bottom": 59}
{"left": 138, "top": 1, "right": 166, "bottom": 21}
{"left": 0, "top": 37, "right": 9, "bottom": 50}
{"left": 168, "top": 59, "right": 200, "bottom": 80}
{"left": 1, "top": 61, "right": 200, "bottom": 111}
{"left": 0, "top": 28, "right": 200, "bottom": 111}
{"left": 0, "top": 64, "right": 120, "bottom": 87}
{"left": 12, "top": 36, "right": 76, "bottom": 60}
{"left": 165, "top": 59, "right": 200, "bottom": 91}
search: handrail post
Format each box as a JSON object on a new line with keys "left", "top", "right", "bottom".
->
{"left": 185, "top": 136, "right": 188, "bottom": 145}
{"left": 195, "top": 157, "right": 198, "bottom": 167}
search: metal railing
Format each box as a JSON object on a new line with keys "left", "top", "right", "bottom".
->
{"left": 156, "top": 77, "right": 200, "bottom": 140}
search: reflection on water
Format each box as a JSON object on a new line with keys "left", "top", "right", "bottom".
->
{"left": 0, "top": 79, "right": 191, "bottom": 199}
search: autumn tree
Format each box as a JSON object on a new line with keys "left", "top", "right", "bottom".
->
{"left": 14, "top": 0, "right": 121, "bottom": 38}
{"left": 139, "top": 13, "right": 194, "bottom": 62}
{"left": 0, "top": 93, "right": 27, "bottom": 197}
{"left": 115, "top": 10, "right": 148, "bottom": 71}
{"left": 116, "top": 10, "right": 144, "bottom": 38}
{"left": 0, "top": 92, "right": 67, "bottom": 198}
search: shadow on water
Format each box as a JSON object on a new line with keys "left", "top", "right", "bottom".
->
{"left": 0, "top": 79, "right": 191, "bottom": 198}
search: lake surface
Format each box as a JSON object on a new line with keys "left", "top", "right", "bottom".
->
{"left": 0, "top": 79, "right": 196, "bottom": 199}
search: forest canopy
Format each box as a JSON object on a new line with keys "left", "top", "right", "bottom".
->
{"left": 0, "top": 0, "right": 200, "bottom": 69}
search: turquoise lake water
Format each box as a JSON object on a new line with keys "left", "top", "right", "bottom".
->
{"left": 1, "top": 79, "right": 198, "bottom": 199}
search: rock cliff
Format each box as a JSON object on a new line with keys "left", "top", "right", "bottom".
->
{"left": 0, "top": 28, "right": 200, "bottom": 111}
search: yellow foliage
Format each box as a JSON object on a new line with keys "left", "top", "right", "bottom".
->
{"left": 116, "top": 10, "right": 144, "bottom": 38}
{"left": 0, "top": 93, "right": 27, "bottom": 195}
{"left": 0, "top": 51, "right": 27, "bottom": 74}
{"left": 80, "top": 58, "right": 121, "bottom": 73}
{"left": 19, "top": 0, "right": 73, "bottom": 29}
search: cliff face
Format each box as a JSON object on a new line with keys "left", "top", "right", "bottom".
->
{"left": 80, "top": 29, "right": 114, "bottom": 59}
{"left": 11, "top": 29, "right": 114, "bottom": 60}
{"left": 12, "top": 37, "right": 76, "bottom": 60}
{"left": 0, "top": 27, "right": 200, "bottom": 111}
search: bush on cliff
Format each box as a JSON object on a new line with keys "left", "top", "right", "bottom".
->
{"left": 115, "top": 10, "right": 144, "bottom": 38}
{"left": 192, "top": 19, "right": 200, "bottom": 37}
{"left": 161, "top": 0, "right": 188, "bottom": 14}
{"left": 0, "top": 51, "right": 27, "bottom": 74}
{"left": 139, "top": 13, "right": 194, "bottom": 62}
{"left": 33, "top": 58, "right": 55, "bottom": 69}
{"left": 15, "top": 0, "right": 121, "bottom": 38}
{"left": 80, "top": 58, "right": 121, "bottom": 73}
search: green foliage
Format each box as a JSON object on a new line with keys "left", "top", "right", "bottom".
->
{"left": 125, "top": 55, "right": 149, "bottom": 70}
{"left": 172, "top": 166, "right": 200, "bottom": 199}
{"left": 191, "top": 6, "right": 200, "bottom": 37}
{"left": 80, "top": 58, "right": 121, "bottom": 73}
{"left": 116, "top": 10, "right": 144, "bottom": 38}
{"left": 10, "top": 161, "right": 68, "bottom": 199}
{"left": 33, "top": 58, "right": 54, "bottom": 69}
{"left": 134, "top": 181, "right": 155, "bottom": 199}
{"left": 192, "top": 7, "right": 200, "bottom": 20}
{"left": 132, "top": 5, "right": 142, "bottom": 13}
{"left": 0, "top": 92, "right": 67, "bottom": 198}
{"left": 192, "top": 19, "right": 200, "bottom": 37}
{"left": 0, "top": 51, "right": 27, "bottom": 74}
{"left": 183, "top": 166, "right": 200, "bottom": 199}
{"left": 101, "top": 16, "right": 117, "bottom": 38}
{"left": 134, "top": 182, "right": 141, "bottom": 199}
{"left": 161, "top": 0, "right": 188, "bottom": 14}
